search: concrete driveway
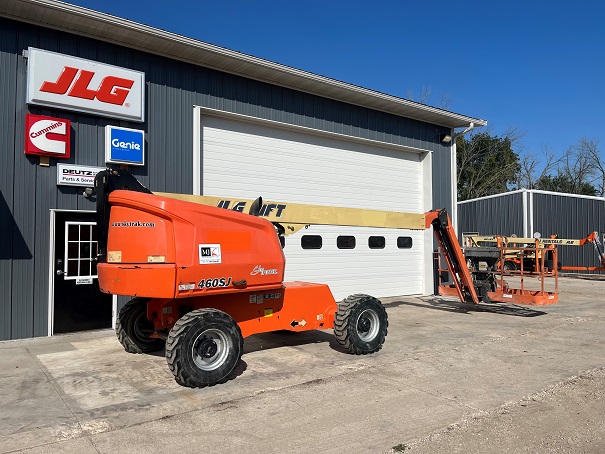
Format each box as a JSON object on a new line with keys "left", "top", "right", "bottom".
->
{"left": 1, "top": 276, "right": 604, "bottom": 453}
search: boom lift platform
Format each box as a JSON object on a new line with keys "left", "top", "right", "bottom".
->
{"left": 430, "top": 212, "right": 558, "bottom": 306}
{"left": 465, "top": 232, "right": 605, "bottom": 273}
{"left": 94, "top": 169, "right": 560, "bottom": 388}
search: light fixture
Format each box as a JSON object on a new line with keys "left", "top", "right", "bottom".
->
{"left": 440, "top": 134, "right": 452, "bottom": 143}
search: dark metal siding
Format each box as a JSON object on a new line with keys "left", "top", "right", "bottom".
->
{"left": 432, "top": 141, "right": 453, "bottom": 213}
{"left": 459, "top": 191, "right": 605, "bottom": 273}
{"left": 533, "top": 193, "right": 605, "bottom": 272}
{"left": 0, "top": 23, "right": 19, "bottom": 340}
{"left": 458, "top": 192, "right": 525, "bottom": 238}
{"left": 0, "top": 17, "right": 452, "bottom": 340}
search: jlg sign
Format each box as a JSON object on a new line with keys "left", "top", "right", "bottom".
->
{"left": 26, "top": 47, "right": 145, "bottom": 122}
{"left": 40, "top": 67, "right": 134, "bottom": 106}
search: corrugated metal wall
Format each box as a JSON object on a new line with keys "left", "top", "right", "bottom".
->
{"left": 532, "top": 192, "right": 605, "bottom": 271}
{"left": 0, "top": 17, "right": 453, "bottom": 340}
{"left": 458, "top": 192, "right": 525, "bottom": 238}
{"left": 458, "top": 190, "right": 605, "bottom": 272}
{"left": 432, "top": 142, "right": 453, "bottom": 213}
{"left": 0, "top": 23, "right": 18, "bottom": 341}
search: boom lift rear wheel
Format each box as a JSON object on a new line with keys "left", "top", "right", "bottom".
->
{"left": 334, "top": 294, "right": 388, "bottom": 354}
{"left": 502, "top": 260, "right": 517, "bottom": 271}
{"left": 165, "top": 308, "right": 243, "bottom": 388}
{"left": 116, "top": 298, "right": 165, "bottom": 354}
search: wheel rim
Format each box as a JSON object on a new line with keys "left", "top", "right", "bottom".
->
{"left": 356, "top": 308, "right": 380, "bottom": 342}
{"left": 192, "top": 329, "right": 230, "bottom": 371}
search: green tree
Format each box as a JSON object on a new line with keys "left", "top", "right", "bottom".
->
{"left": 457, "top": 130, "right": 521, "bottom": 201}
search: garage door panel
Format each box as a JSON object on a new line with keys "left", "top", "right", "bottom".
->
{"left": 204, "top": 156, "right": 421, "bottom": 203}
{"left": 204, "top": 140, "right": 420, "bottom": 180}
{"left": 282, "top": 226, "right": 423, "bottom": 299}
{"left": 202, "top": 118, "right": 422, "bottom": 212}
{"left": 204, "top": 132, "right": 420, "bottom": 169}
{"left": 201, "top": 115, "right": 425, "bottom": 298}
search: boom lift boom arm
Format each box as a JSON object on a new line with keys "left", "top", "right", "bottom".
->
{"left": 425, "top": 209, "right": 479, "bottom": 304}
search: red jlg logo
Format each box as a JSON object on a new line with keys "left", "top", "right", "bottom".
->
{"left": 40, "top": 66, "right": 134, "bottom": 106}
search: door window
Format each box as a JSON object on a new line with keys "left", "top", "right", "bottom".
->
{"left": 64, "top": 222, "right": 98, "bottom": 280}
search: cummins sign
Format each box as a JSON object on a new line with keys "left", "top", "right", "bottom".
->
{"left": 25, "top": 114, "right": 71, "bottom": 158}
{"left": 26, "top": 47, "right": 145, "bottom": 122}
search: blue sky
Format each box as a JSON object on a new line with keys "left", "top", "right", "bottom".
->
{"left": 68, "top": 0, "right": 604, "bottom": 162}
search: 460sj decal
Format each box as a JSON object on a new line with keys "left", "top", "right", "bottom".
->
{"left": 197, "top": 277, "right": 232, "bottom": 289}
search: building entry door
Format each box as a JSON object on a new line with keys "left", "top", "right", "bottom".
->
{"left": 53, "top": 211, "right": 112, "bottom": 334}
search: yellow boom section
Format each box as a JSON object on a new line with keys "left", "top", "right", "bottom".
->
{"left": 465, "top": 235, "right": 584, "bottom": 247}
{"left": 155, "top": 192, "right": 426, "bottom": 234}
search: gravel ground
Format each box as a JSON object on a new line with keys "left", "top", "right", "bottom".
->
{"left": 388, "top": 274, "right": 605, "bottom": 454}
{"left": 396, "top": 367, "right": 605, "bottom": 453}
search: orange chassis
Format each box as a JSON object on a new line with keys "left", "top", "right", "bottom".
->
{"left": 148, "top": 282, "right": 335, "bottom": 338}
{"left": 113, "top": 280, "right": 339, "bottom": 339}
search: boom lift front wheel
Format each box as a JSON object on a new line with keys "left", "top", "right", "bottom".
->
{"left": 165, "top": 309, "right": 244, "bottom": 388}
{"left": 116, "top": 298, "right": 165, "bottom": 354}
{"left": 334, "top": 294, "right": 388, "bottom": 354}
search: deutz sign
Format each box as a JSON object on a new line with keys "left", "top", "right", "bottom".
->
{"left": 26, "top": 47, "right": 145, "bottom": 122}
{"left": 57, "top": 164, "right": 104, "bottom": 187}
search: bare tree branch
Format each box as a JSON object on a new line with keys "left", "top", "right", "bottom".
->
{"left": 406, "top": 86, "right": 452, "bottom": 109}
{"left": 439, "top": 93, "right": 453, "bottom": 110}
{"left": 579, "top": 138, "right": 604, "bottom": 196}
{"left": 517, "top": 146, "right": 562, "bottom": 189}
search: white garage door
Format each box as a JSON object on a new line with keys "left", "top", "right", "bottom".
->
{"left": 200, "top": 115, "right": 426, "bottom": 299}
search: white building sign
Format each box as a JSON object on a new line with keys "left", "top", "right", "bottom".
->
{"left": 26, "top": 47, "right": 145, "bottom": 122}
{"left": 57, "top": 164, "right": 104, "bottom": 187}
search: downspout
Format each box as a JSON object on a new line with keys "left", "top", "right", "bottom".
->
{"left": 522, "top": 189, "right": 529, "bottom": 238}
{"left": 450, "top": 122, "right": 475, "bottom": 234}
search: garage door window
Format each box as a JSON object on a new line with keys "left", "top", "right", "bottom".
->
{"left": 337, "top": 236, "right": 356, "bottom": 249}
{"left": 301, "top": 235, "right": 322, "bottom": 249}
{"left": 397, "top": 236, "right": 413, "bottom": 249}
{"left": 368, "top": 236, "right": 385, "bottom": 249}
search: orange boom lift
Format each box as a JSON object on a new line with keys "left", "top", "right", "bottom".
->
{"left": 95, "top": 169, "right": 391, "bottom": 388}
{"left": 94, "top": 169, "right": 558, "bottom": 388}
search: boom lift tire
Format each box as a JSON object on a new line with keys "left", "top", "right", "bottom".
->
{"left": 165, "top": 308, "right": 244, "bottom": 388}
{"left": 334, "top": 294, "right": 388, "bottom": 355}
{"left": 116, "top": 298, "right": 165, "bottom": 354}
{"left": 502, "top": 260, "right": 517, "bottom": 271}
